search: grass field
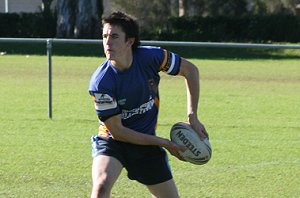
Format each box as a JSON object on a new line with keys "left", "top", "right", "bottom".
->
{"left": 0, "top": 52, "right": 299, "bottom": 197}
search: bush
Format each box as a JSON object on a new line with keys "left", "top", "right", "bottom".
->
{"left": 151, "top": 14, "right": 300, "bottom": 43}
{"left": 0, "top": 12, "right": 56, "bottom": 38}
{"left": 1, "top": 12, "right": 299, "bottom": 43}
{"left": 246, "top": 14, "right": 300, "bottom": 42}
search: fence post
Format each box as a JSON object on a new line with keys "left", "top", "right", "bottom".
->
{"left": 46, "top": 39, "right": 53, "bottom": 119}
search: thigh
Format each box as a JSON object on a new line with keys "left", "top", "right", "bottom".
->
{"left": 91, "top": 135, "right": 125, "bottom": 184}
{"left": 125, "top": 145, "right": 172, "bottom": 185}
{"left": 147, "top": 179, "right": 180, "bottom": 198}
{"left": 92, "top": 155, "right": 123, "bottom": 187}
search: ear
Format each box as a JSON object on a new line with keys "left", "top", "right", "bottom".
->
{"left": 127, "top": 38, "right": 135, "bottom": 46}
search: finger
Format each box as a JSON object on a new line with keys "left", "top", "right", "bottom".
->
{"left": 199, "top": 125, "right": 209, "bottom": 139}
{"left": 176, "top": 152, "right": 186, "bottom": 161}
{"left": 179, "top": 145, "right": 187, "bottom": 152}
{"left": 202, "top": 128, "right": 209, "bottom": 139}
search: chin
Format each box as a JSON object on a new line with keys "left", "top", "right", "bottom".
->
{"left": 106, "top": 56, "right": 115, "bottom": 61}
{"left": 105, "top": 54, "right": 113, "bottom": 60}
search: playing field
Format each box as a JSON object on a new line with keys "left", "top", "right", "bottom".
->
{"left": 0, "top": 52, "right": 299, "bottom": 197}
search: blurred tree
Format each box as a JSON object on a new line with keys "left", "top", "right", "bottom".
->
{"left": 170, "top": 0, "right": 179, "bottom": 17}
{"left": 205, "top": 0, "right": 249, "bottom": 17}
{"left": 176, "top": 0, "right": 300, "bottom": 17}
{"left": 176, "top": 0, "right": 250, "bottom": 17}
{"left": 74, "top": 0, "right": 100, "bottom": 38}
{"left": 248, "top": 0, "right": 267, "bottom": 15}
{"left": 56, "top": 0, "right": 76, "bottom": 38}
{"left": 56, "top": 0, "right": 103, "bottom": 38}
{"left": 68, "top": 0, "right": 299, "bottom": 39}
{"left": 254, "top": 0, "right": 300, "bottom": 15}
{"left": 41, "top": 0, "right": 54, "bottom": 16}
{"left": 111, "top": 0, "right": 171, "bottom": 35}
{"left": 179, "top": 0, "right": 203, "bottom": 16}
{"left": 283, "top": 0, "right": 300, "bottom": 14}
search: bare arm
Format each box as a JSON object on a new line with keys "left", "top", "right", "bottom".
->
{"left": 104, "top": 114, "right": 186, "bottom": 160}
{"left": 178, "top": 58, "right": 208, "bottom": 139}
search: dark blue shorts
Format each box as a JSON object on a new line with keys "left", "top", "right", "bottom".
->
{"left": 91, "top": 135, "right": 173, "bottom": 185}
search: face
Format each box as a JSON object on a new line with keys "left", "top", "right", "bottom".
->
{"left": 102, "top": 23, "right": 132, "bottom": 61}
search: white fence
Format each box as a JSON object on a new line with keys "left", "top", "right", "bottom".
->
{"left": 1, "top": 38, "right": 300, "bottom": 118}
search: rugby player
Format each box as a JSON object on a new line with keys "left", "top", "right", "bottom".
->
{"left": 89, "top": 11, "right": 208, "bottom": 198}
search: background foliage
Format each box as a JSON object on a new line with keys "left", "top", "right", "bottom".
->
{"left": 1, "top": 0, "right": 300, "bottom": 42}
{"left": 0, "top": 12, "right": 56, "bottom": 38}
{"left": 151, "top": 14, "right": 300, "bottom": 42}
{"left": 1, "top": 12, "right": 300, "bottom": 43}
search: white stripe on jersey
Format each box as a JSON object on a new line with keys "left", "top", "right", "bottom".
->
{"left": 94, "top": 93, "right": 117, "bottom": 111}
{"left": 166, "top": 52, "right": 176, "bottom": 74}
{"left": 94, "top": 101, "right": 117, "bottom": 111}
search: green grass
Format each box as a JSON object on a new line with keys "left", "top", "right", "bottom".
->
{"left": 0, "top": 53, "right": 299, "bottom": 197}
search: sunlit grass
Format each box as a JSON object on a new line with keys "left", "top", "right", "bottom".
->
{"left": 0, "top": 54, "right": 299, "bottom": 197}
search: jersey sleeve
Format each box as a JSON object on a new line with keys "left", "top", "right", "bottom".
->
{"left": 89, "top": 65, "right": 121, "bottom": 121}
{"left": 158, "top": 49, "right": 182, "bottom": 75}
{"left": 137, "top": 46, "right": 181, "bottom": 76}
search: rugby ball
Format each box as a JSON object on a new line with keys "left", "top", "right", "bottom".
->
{"left": 170, "top": 122, "right": 212, "bottom": 165}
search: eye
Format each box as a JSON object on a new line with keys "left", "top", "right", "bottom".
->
{"left": 111, "top": 34, "right": 119, "bottom": 39}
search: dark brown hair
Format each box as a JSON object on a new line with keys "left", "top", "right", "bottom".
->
{"left": 102, "top": 11, "right": 141, "bottom": 49}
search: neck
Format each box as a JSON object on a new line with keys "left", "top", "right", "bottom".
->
{"left": 110, "top": 50, "right": 133, "bottom": 71}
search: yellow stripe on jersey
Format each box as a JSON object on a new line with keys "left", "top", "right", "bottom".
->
{"left": 98, "top": 124, "right": 110, "bottom": 137}
{"left": 160, "top": 49, "right": 168, "bottom": 72}
{"left": 154, "top": 96, "right": 160, "bottom": 109}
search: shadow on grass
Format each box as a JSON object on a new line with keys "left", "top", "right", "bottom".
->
{"left": 165, "top": 46, "right": 300, "bottom": 60}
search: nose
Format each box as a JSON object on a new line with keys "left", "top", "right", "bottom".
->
{"left": 104, "top": 36, "right": 112, "bottom": 46}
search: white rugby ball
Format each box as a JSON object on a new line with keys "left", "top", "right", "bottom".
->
{"left": 170, "top": 122, "right": 212, "bottom": 165}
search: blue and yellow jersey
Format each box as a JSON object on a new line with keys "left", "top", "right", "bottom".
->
{"left": 89, "top": 46, "right": 181, "bottom": 137}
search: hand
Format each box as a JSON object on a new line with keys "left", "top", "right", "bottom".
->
{"left": 188, "top": 113, "right": 209, "bottom": 140}
{"left": 163, "top": 139, "right": 187, "bottom": 161}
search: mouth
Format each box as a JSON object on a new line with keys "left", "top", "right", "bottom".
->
{"left": 106, "top": 48, "right": 113, "bottom": 54}
{"left": 105, "top": 49, "right": 114, "bottom": 59}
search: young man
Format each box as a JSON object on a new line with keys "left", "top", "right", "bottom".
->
{"left": 89, "top": 11, "right": 208, "bottom": 198}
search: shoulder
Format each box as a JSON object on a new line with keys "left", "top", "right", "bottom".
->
{"left": 132, "top": 46, "right": 182, "bottom": 75}
{"left": 134, "top": 46, "right": 165, "bottom": 58}
{"left": 89, "top": 61, "right": 115, "bottom": 92}
{"left": 133, "top": 46, "right": 166, "bottom": 67}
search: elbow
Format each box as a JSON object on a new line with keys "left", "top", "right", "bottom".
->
{"left": 179, "top": 58, "right": 199, "bottom": 79}
{"left": 186, "top": 64, "right": 199, "bottom": 81}
{"left": 192, "top": 65, "right": 199, "bottom": 77}
{"left": 111, "top": 133, "right": 125, "bottom": 141}
{"left": 109, "top": 126, "right": 128, "bottom": 142}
